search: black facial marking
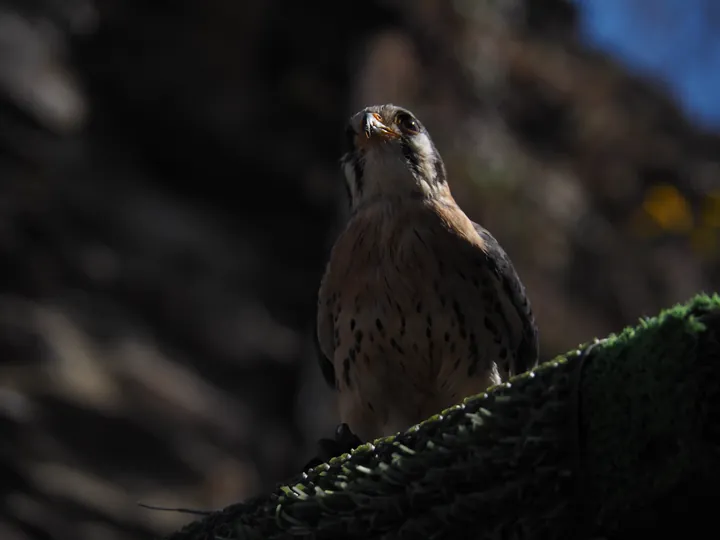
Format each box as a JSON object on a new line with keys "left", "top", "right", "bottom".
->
{"left": 433, "top": 157, "right": 446, "bottom": 184}
{"left": 341, "top": 151, "right": 364, "bottom": 204}
{"left": 352, "top": 159, "right": 364, "bottom": 194}
{"left": 401, "top": 141, "right": 421, "bottom": 177}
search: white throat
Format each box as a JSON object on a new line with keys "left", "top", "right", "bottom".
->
{"left": 345, "top": 134, "right": 444, "bottom": 209}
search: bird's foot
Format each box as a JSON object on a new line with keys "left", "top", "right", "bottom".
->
{"left": 303, "top": 423, "right": 363, "bottom": 470}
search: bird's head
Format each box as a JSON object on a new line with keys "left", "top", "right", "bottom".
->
{"left": 340, "top": 104, "right": 449, "bottom": 210}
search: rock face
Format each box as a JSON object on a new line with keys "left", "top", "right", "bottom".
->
{"left": 0, "top": 1, "right": 718, "bottom": 539}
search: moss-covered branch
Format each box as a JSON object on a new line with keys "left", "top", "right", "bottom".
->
{"left": 165, "top": 294, "right": 720, "bottom": 540}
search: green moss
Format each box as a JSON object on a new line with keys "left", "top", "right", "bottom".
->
{"left": 166, "top": 293, "right": 720, "bottom": 540}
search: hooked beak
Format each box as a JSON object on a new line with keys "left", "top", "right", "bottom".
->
{"left": 356, "top": 112, "right": 397, "bottom": 149}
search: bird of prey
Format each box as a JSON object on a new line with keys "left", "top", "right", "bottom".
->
{"left": 312, "top": 104, "right": 538, "bottom": 460}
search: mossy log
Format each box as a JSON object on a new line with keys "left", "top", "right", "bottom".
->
{"left": 165, "top": 293, "right": 720, "bottom": 540}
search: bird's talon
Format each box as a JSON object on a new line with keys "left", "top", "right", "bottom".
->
{"left": 335, "top": 422, "right": 362, "bottom": 449}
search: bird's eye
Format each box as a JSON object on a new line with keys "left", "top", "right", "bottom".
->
{"left": 395, "top": 112, "right": 419, "bottom": 133}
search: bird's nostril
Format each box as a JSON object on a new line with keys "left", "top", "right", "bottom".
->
{"left": 362, "top": 113, "right": 375, "bottom": 138}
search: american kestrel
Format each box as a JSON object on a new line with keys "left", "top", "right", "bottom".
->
{"left": 314, "top": 104, "right": 538, "bottom": 457}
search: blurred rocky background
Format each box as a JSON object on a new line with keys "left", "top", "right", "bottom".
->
{"left": 0, "top": 0, "right": 718, "bottom": 538}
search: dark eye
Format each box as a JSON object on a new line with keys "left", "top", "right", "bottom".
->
{"left": 395, "top": 112, "right": 419, "bottom": 133}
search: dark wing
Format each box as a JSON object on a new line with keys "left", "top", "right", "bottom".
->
{"left": 473, "top": 222, "right": 539, "bottom": 376}
{"left": 315, "top": 266, "right": 338, "bottom": 389}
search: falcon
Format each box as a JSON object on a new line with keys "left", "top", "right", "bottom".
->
{"left": 313, "top": 104, "right": 538, "bottom": 459}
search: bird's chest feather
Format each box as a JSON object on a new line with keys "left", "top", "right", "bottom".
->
{"left": 321, "top": 202, "right": 499, "bottom": 384}
{"left": 328, "top": 205, "right": 444, "bottom": 318}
